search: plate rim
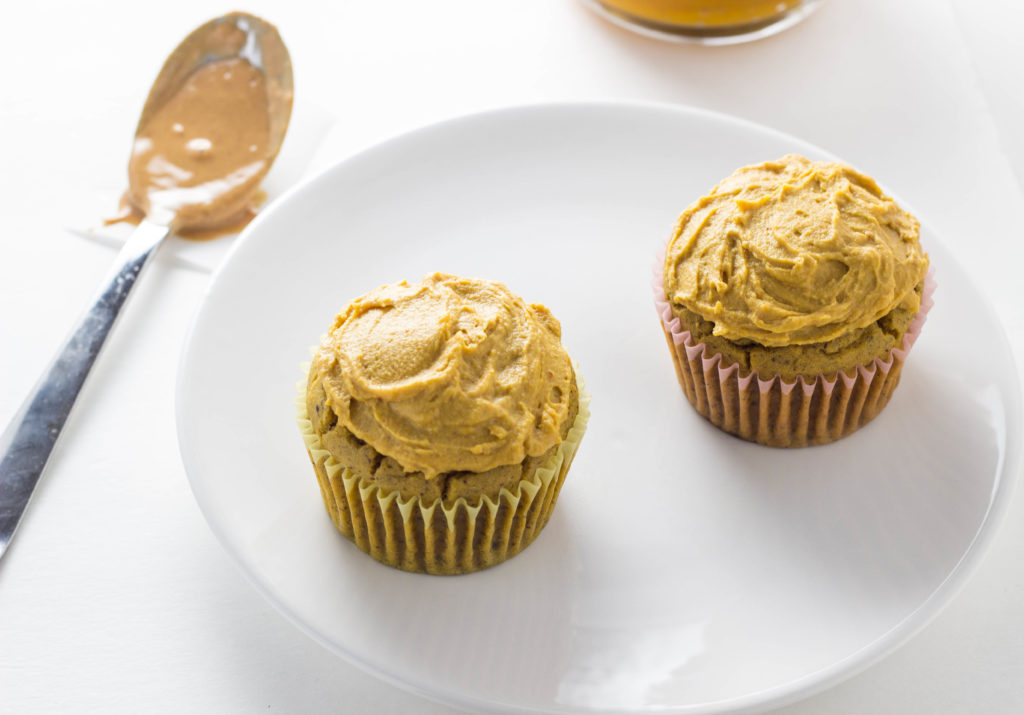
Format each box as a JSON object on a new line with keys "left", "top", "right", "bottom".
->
{"left": 174, "top": 99, "right": 1024, "bottom": 715}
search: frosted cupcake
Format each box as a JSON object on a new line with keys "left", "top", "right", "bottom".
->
{"left": 298, "top": 273, "right": 588, "bottom": 574}
{"left": 656, "top": 155, "right": 932, "bottom": 446}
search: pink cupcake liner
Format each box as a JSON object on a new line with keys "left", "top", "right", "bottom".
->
{"left": 653, "top": 246, "right": 935, "bottom": 446}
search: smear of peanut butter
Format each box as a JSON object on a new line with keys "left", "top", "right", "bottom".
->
{"left": 124, "top": 56, "right": 272, "bottom": 234}
{"left": 104, "top": 188, "right": 265, "bottom": 240}
{"left": 664, "top": 155, "right": 929, "bottom": 346}
{"left": 309, "top": 274, "right": 575, "bottom": 478}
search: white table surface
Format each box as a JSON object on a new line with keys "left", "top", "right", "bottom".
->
{"left": 2, "top": 1, "right": 1022, "bottom": 713}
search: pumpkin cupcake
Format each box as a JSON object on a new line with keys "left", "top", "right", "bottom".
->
{"left": 655, "top": 154, "right": 933, "bottom": 446}
{"left": 298, "top": 273, "right": 588, "bottom": 573}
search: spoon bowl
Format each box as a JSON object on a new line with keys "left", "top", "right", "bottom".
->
{"left": 129, "top": 12, "right": 293, "bottom": 231}
{"left": 138, "top": 12, "right": 293, "bottom": 155}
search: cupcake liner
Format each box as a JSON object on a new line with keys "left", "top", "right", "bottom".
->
{"left": 296, "top": 364, "right": 590, "bottom": 574}
{"left": 654, "top": 246, "right": 934, "bottom": 447}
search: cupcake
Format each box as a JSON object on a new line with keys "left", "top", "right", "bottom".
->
{"left": 655, "top": 154, "right": 933, "bottom": 446}
{"left": 297, "top": 273, "right": 588, "bottom": 574}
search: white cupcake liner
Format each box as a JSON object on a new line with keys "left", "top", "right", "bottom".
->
{"left": 297, "top": 364, "right": 589, "bottom": 574}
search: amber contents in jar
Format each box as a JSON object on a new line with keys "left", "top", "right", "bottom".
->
{"left": 587, "top": 0, "right": 817, "bottom": 43}
{"left": 599, "top": 0, "right": 799, "bottom": 26}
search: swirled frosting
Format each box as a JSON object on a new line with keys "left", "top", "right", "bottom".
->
{"left": 309, "top": 273, "right": 574, "bottom": 478}
{"left": 664, "top": 155, "right": 929, "bottom": 346}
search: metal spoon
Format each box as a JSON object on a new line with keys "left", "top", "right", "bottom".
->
{"left": 0, "top": 12, "right": 293, "bottom": 561}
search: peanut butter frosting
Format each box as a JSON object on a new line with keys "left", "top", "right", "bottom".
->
{"left": 664, "top": 155, "right": 929, "bottom": 347}
{"left": 308, "top": 273, "right": 575, "bottom": 478}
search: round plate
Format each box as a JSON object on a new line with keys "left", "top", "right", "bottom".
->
{"left": 176, "top": 102, "right": 1021, "bottom": 714}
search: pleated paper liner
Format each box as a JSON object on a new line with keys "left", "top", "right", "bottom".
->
{"left": 296, "top": 366, "right": 590, "bottom": 575}
{"left": 654, "top": 249, "right": 935, "bottom": 447}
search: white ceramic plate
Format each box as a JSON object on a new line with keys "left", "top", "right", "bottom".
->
{"left": 176, "top": 103, "right": 1021, "bottom": 714}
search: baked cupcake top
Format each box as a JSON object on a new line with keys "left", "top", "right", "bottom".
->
{"left": 663, "top": 154, "right": 929, "bottom": 347}
{"left": 309, "top": 273, "right": 574, "bottom": 478}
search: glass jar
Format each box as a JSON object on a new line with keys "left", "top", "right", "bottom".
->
{"left": 584, "top": 0, "right": 823, "bottom": 45}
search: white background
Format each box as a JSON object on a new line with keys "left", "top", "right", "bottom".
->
{"left": 1, "top": 0, "right": 1022, "bottom": 713}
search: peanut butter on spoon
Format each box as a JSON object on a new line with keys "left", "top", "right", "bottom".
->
{"left": 128, "top": 57, "right": 271, "bottom": 232}
{"left": 113, "top": 12, "right": 292, "bottom": 236}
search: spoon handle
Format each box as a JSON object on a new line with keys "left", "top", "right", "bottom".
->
{"left": 0, "top": 219, "right": 169, "bottom": 561}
